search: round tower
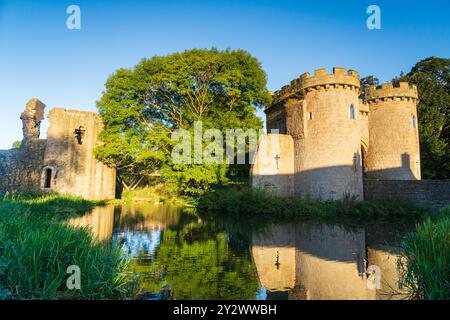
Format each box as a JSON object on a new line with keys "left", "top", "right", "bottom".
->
{"left": 269, "top": 67, "right": 363, "bottom": 200}
{"left": 365, "top": 82, "right": 420, "bottom": 180}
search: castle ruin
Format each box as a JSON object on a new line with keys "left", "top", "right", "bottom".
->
{"left": 0, "top": 99, "right": 116, "bottom": 200}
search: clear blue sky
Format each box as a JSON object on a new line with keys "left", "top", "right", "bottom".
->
{"left": 0, "top": 0, "right": 449, "bottom": 149}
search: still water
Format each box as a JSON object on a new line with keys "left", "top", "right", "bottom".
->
{"left": 68, "top": 203, "right": 417, "bottom": 300}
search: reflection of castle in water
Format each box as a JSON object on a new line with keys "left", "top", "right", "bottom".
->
{"left": 68, "top": 204, "right": 410, "bottom": 300}
{"left": 67, "top": 205, "right": 115, "bottom": 242}
{"left": 68, "top": 203, "right": 185, "bottom": 257}
{"left": 251, "top": 224, "right": 408, "bottom": 300}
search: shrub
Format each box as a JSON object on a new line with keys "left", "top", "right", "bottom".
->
{"left": 197, "top": 186, "right": 428, "bottom": 219}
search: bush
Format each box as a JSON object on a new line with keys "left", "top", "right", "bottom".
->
{"left": 197, "top": 186, "right": 428, "bottom": 219}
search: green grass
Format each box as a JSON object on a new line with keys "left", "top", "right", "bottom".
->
{"left": 122, "top": 184, "right": 191, "bottom": 207}
{"left": 197, "top": 186, "right": 429, "bottom": 219}
{"left": 398, "top": 211, "right": 450, "bottom": 300}
{"left": 0, "top": 193, "right": 132, "bottom": 300}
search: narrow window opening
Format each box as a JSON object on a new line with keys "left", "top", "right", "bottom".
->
{"left": 349, "top": 104, "right": 356, "bottom": 119}
{"left": 44, "top": 168, "right": 52, "bottom": 188}
{"left": 412, "top": 115, "right": 416, "bottom": 128}
{"left": 308, "top": 112, "right": 313, "bottom": 120}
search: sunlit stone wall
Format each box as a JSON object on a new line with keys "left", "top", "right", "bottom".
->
{"left": 251, "top": 134, "right": 294, "bottom": 196}
{"left": 365, "top": 83, "right": 421, "bottom": 180}
{"left": 43, "top": 108, "right": 116, "bottom": 200}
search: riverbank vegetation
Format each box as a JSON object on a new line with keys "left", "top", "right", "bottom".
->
{"left": 121, "top": 183, "right": 190, "bottom": 207}
{"left": 197, "top": 186, "right": 429, "bottom": 219}
{"left": 399, "top": 211, "right": 450, "bottom": 300}
{"left": 0, "top": 193, "right": 131, "bottom": 299}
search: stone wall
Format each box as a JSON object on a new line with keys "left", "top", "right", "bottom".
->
{"left": 0, "top": 99, "right": 116, "bottom": 200}
{"left": 364, "top": 179, "right": 450, "bottom": 209}
{"left": 251, "top": 134, "right": 294, "bottom": 196}
{"left": 0, "top": 140, "right": 47, "bottom": 193}
{"left": 43, "top": 108, "right": 116, "bottom": 200}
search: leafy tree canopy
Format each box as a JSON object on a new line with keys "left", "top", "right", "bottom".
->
{"left": 96, "top": 48, "right": 269, "bottom": 194}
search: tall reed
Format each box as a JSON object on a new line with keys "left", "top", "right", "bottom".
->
{"left": 0, "top": 194, "right": 131, "bottom": 299}
{"left": 398, "top": 214, "right": 449, "bottom": 300}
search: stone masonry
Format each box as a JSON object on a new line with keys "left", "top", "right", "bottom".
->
{"left": 251, "top": 67, "right": 445, "bottom": 204}
{"left": 0, "top": 99, "right": 116, "bottom": 200}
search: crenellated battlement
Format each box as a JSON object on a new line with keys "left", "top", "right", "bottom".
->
{"left": 366, "top": 82, "right": 418, "bottom": 103}
{"left": 270, "top": 67, "right": 360, "bottom": 108}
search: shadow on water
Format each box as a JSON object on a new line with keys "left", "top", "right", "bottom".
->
{"left": 69, "top": 202, "right": 420, "bottom": 300}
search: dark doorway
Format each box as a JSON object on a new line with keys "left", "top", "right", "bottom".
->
{"left": 44, "top": 168, "right": 52, "bottom": 188}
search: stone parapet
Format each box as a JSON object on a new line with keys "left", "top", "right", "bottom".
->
{"left": 367, "top": 82, "right": 418, "bottom": 103}
{"left": 268, "top": 67, "right": 360, "bottom": 109}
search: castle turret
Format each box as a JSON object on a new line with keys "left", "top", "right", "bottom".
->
{"left": 266, "top": 67, "right": 363, "bottom": 200}
{"left": 365, "top": 82, "right": 421, "bottom": 180}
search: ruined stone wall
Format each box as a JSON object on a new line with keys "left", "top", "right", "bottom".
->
{"left": 364, "top": 179, "right": 450, "bottom": 209}
{"left": 43, "top": 108, "right": 116, "bottom": 200}
{"left": 0, "top": 99, "right": 48, "bottom": 193}
{"left": 0, "top": 140, "right": 47, "bottom": 193}
{"left": 365, "top": 83, "right": 421, "bottom": 180}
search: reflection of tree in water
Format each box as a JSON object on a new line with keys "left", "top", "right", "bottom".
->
{"left": 128, "top": 222, "right": 259, "bottom": 300}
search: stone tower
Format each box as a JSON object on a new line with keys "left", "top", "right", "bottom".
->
{"left": 365, "top": 83, "right": 421, "bottom": 180}
{"left": 266, "top": 67, "right": 363, "bottom": 200}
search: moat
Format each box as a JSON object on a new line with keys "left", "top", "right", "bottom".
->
{"left": 68, "top": 202, "right": 419, "bottom": 300}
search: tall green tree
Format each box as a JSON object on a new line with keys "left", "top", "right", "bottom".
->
{"left": 96, "top": 48, "right": 270, "bottom": 194}
{"left": 359, "top": 75, "right": 379, "bottom": 102}
{"left": 394, "top": 57, "right": 450, "bottom": 178}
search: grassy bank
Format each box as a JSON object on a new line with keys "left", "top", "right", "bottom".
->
{"left": 399, "top": 211, "right": 450, "bottom": 300}
{"left": 197, "top": 186, "right": 429, "bottom": 219}
{"left": 122, "top": 184, "right": 193, "bottom": 207}
{"left": 0, "top": 193, "right": 131, "bottom": 299}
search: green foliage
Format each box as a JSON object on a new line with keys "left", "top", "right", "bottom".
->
{"left": 359, "top": 75, "right": 379, "bottom": 102}
{"left": 393, "top": 57, "right": 450, "bottom": 178}
{"left": 1, "top": 192, "right": 107, "bottom": 220}
{"left": 11, "top": 141, "right": 21, "bottom": 149}
{"left": 0, "top": 195, "right": 131, "bottom": 299}
{"left": 398, "top": 214, "right": 450, "bottom": 300}
{"left": 121, "top": 184, "right": 187, "bottom": 206}
{"left": 197, "top": 186, "right": 428, "bottom": 219}
{"left": 96, "top": 48, "right": 269, "bottom": 195}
